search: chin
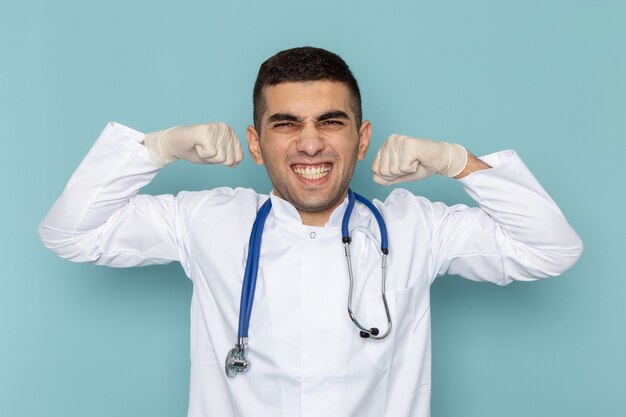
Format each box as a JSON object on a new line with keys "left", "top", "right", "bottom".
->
{"left": 292, "top": 190, "right": 345, "bottom": 213}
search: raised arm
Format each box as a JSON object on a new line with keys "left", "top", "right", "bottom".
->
{"left": 372, "top": 134, "right": 583, "bottom": 285}
{"left": 39, "top": 122, "right": 243, "bottom": 268}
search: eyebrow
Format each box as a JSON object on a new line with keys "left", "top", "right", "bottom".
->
{"left": 266, "top": 111, "right": 350, "bottom": 124}
{"left": 267, "top": 113, "right": 301, "bottom": 123}
{"left": 317, "top": 111, "right": 350, "bottom": 122}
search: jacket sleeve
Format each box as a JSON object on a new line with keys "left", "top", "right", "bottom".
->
{"left": 38, "top": 122, "right": 190, "bottom": 269}
{"left": 429, "top": 150, "right": 583, "bottom": 285}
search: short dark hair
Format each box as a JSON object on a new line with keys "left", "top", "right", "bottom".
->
{"left": 253, "top": 46, "right": 362, "bottom": 129}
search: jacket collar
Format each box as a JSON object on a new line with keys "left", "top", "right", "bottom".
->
{"left": 268, "top": 191, "right": 350, "bottom": 228}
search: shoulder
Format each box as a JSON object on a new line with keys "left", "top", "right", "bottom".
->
{"left": 378, "top": 188, "right": 437, "bottom": 213}
{"left": 377, "top": 188, "right": 469, "bottom": 230}
{"left": 175, "top": 187, "right": 267, "bottom": 220}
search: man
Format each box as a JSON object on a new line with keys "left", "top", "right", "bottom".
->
{"left": 39, "top": 47, "right": 583, "bottom": 417}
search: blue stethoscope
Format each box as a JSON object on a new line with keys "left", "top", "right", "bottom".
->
{"left": 225, "top": 189, "right": 391, "bottom": 378}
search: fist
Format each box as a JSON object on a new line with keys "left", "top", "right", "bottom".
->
{"left": 371, "top": 134, "right": 467, "bottom": 185}
{"left": 144, "top": 122, "right": 244, "bottom": 167}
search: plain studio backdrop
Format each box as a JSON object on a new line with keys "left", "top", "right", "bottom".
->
{"left": 1, "top": 1, "right": 624, "bottom": 416}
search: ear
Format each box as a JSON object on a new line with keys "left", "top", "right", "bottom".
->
{"left": 357, "top": 120, "right": 372, "bottom": 160}
{"left": 246, "top": 125, "right": 264, "bottom": 165}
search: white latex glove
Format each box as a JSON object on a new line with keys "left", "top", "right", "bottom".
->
{"left": 372, "top": 134, "right": 468, "bottom": 185}
{"left": 143, "top": 123, "right": 244, "bottom": 168}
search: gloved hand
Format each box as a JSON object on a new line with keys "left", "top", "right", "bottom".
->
{"left": 371, "top": 134, "right": 468, "bottom": 185}
{"left": 143, "top": 123, "right": 244, "bottom": 168}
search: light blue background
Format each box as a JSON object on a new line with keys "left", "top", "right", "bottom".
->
{"left": 1, "top": 0, "right": 624, "bottom": 416}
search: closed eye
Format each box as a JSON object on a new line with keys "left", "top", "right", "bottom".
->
{"left": 271, "top": 121, "right": 300, "bottom": 132}
{"left": 318, "top": 119, "right": 346, "bottom": 130}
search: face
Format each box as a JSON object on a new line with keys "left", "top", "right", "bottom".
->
{"left": 246, "top": 81, "right": 371, "bottom": 224}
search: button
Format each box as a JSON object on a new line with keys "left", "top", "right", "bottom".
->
{"left": 309, "top": 231, "right": 317, "bottom": 239}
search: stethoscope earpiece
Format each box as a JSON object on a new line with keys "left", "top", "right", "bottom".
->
{"left": 359, "top": 327, "right": 380, "bottom": 338}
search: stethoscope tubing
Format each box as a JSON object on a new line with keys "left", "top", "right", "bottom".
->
{"left": 238, "top": 198, "right": 272, "bottom": 339}
{"left": 343, "top": 190, "right": 389, "bottom": 254}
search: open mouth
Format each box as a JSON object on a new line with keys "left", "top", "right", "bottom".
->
{"left": 292, "top": 164, "right": 332, "bottom": 180}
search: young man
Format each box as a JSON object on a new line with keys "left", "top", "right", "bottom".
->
{"left": 40, "top": 47, "right": 583, "bottom": 417}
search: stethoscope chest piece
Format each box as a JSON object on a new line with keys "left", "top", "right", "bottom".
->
{"left": 225, "top": 339, "right": 249, "bottom": 378}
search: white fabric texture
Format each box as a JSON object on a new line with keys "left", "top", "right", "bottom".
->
{"left": 39, "top": 122, "right": 583, "bottom": 417}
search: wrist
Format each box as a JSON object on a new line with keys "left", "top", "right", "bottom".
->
{"left": 443, "top": 143, "right": 468, "bottom": 177}
{"left": 143, "top": 131, "right": 177, "bottom": 168}
{"left": 453, "top": 151, "right": 491, "bottom": 179}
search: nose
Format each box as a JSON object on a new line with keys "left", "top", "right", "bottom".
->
{"left": 296, "top": 123, "right": 324, "bottom": 156}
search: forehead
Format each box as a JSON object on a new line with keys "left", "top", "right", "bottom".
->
{"left": 261, "top": 81, "right": 353, "bottom": 118}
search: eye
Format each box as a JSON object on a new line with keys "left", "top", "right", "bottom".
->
{"left": 319, "top": 120, "right": 345, "bottom": 130}
{"left": 272, "top": 122, "right": 299, "bottom": 131}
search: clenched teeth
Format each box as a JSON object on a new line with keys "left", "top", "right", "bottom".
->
{"left": 293, "top": 165, "right": 331, "bottom": 180}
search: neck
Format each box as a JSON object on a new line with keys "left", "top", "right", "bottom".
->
{"left": 298, "top": 209, "right": 333, "bottom": 227}
{"left": 294, "top": 191, "right": 349, "bottom": 227}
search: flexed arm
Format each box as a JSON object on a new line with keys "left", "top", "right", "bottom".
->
{"left": 39, "top": 122, "right": 243, "bottom": 267}
{"left": 371, "top": 133, "right": 582, "bottom": 284}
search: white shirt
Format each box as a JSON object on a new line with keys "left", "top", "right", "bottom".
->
{"left": 39, "top": 122, "right": 583, "bottom": 417}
